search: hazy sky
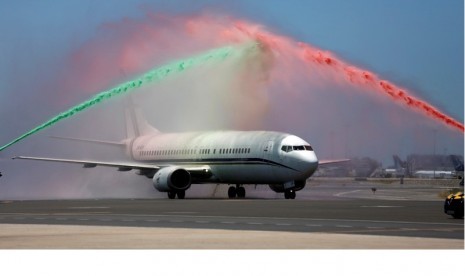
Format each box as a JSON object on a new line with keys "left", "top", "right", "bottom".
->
{"left": 1, "top": 0, "right": 462, "bottom": 117}
{"left": 0, "top": 0, "right": 463, "bottom": 198}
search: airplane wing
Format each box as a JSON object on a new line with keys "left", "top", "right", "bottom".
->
{"left": 12, "top": 156, "right": 212, "bottom": 178}
{"left": 13, "top": 156, "right": 160, "bottom": 171}
{"left": 319, "top": 159, "right": 350, "bottom": 165}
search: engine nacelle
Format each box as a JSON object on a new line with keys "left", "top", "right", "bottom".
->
{"left": 152, "top": 167, "right": 191, "bottom": 192}
{"left": 268, "top": 180, "right": 306, "bottom": 193}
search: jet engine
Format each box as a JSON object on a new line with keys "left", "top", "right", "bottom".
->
{"left": 152, "top": 166, "right": 191, "bottom": 192}
{"left": 268, "top": 180, "right": 306, "bottom": 193}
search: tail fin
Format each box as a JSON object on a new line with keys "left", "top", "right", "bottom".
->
{"left": 124, "top": 98, "right": 159, "bottom": 138}
{"left": 393, "top": 155, "right": 406, "bottom": 169}
{"left": 450, "top": 155, "right": 464, "bottom": 172}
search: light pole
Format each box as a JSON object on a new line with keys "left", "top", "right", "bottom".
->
{"left": 433, "top": 129, "right": 437, "bottom": 179}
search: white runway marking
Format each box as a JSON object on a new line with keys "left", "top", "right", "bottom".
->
{"left": 68, "top": 207, "right": 109, "bottom": 209}
{"left": 247, "top": 222, "right": 263, "bottom": 225}
{"left": 83, "top": 213, "right": 461, "bottom": 227}
{"left": 220, "top": 222, "right": 235, "bottom": 224}
{"left": 305, "top": 224, "right": 322, "bottom": 227}
{"left": 276, "top": 223, "right": 291, "bottom": 226}
{"left": 360, "top": 205, "right": 403, "bottom": 208}
{"left": 164, "top": 212, "right": 197, "bottom": 214}
{"left": 336, "top": 225, "right": 352, "bottom": 228}
{"left": 334, "top": 190, "right": 362, "bottom": 197}
{"left": 103, "top": 213, "right": 462, "bottom": 226}
{"left": 195, "top": 221, "right": 209, "bottom": 224}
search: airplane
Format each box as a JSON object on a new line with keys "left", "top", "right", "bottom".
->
{"left": 13, "top": 106, "right": 346, "bottom": 199}
{"left": 450, "top": 155, "right": 464, "bottom": 186}
{"left": 412, "top": 170, "right": 456, "bottom": 179}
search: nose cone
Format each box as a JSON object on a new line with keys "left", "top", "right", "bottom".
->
{"left": 294, "top": 151, "right": 319, "bottom": 178}
{"left": 293, "top": 151, "right": 318, "bottom": 178}
{"left": 280, "top": 134, "right": 318, "bottom": 178}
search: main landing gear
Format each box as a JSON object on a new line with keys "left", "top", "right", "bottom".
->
{"left": 167, "top": 190, "right": 185, "bottom": 199}
{"left": 228, "top": 185, "right": 246, "bottom": 199}
{"left": 284, "top": 189, "right": 296, "bottom": 199}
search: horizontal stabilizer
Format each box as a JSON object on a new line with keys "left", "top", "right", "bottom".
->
{"left": 50, "top": 136, "right": 125, "bottom": 147}
{"left": 319, "top": 159, "right": 350, "bottom": 165}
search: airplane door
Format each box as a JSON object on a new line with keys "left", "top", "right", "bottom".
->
{"left": 263, "top": 140, "right": 276, "bottom": 178}
{"left": 263, "top": 140, "right": 274, "bottom": 160}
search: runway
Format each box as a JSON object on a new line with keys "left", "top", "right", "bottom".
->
{"left": 0, "top": 180, "right": 463, "bottom": 248}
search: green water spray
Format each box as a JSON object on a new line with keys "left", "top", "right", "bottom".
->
{"left": 0, "top": 43, "right": 256, "bottom": 152}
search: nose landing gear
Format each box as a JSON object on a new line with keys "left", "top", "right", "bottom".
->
{"left": 228, "top": 185, "right": 246, "bottom": 198}
{"left": 284, "top": 189, "right": 296, "bottom": 199}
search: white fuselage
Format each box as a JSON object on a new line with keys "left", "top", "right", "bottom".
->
{"left": 128, "top": 130, "right": 319, "bottom": 185}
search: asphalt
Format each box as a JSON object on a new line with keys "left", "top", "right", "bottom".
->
{"left": 0, "top": 179, "right": 463, "bottom": 248}
{"left": 0, "top": 197, "right": 463, "bottom": 240}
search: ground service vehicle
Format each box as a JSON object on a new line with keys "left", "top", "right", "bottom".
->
{"left": 444, "top": 191, "right": 464, "bottom": 219}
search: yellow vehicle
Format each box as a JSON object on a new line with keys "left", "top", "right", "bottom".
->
{"left": 444, "top": 192, "right": 464, "bottom": 219}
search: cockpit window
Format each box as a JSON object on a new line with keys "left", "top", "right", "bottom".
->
{"left": 282, "top": 144, "right": 313, "bottom": 152}
{"left": 281, "top": 145, "right": 293, "bottom": 152}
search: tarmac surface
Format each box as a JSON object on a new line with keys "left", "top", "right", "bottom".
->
{"left": 0, "top": 178, "right": 463, "bottom": 248}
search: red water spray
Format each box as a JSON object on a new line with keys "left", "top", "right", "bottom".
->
{"left": 68, "top": 14, "right": 464, "bottom": 133}
{"left": 188, "top": 17, "right": 464, "bottom": 133}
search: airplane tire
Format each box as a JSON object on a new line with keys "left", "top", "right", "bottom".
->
{"left": 228, "top": 186, "right": 237, "bottom": 198}
{"left": 237, "top": 187, "right": 246, "bottom": 198}
{"left": 289, "top": 190, "right": 296, "bottom": 199}
{"left": 284, "top": 189, "right": 296, "bottom": 199}
{"left": 177, "top": 190, "right": 185, "bottom": 199}
{"left": 167, "top": 191, "right": 176, "bottom": 199}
